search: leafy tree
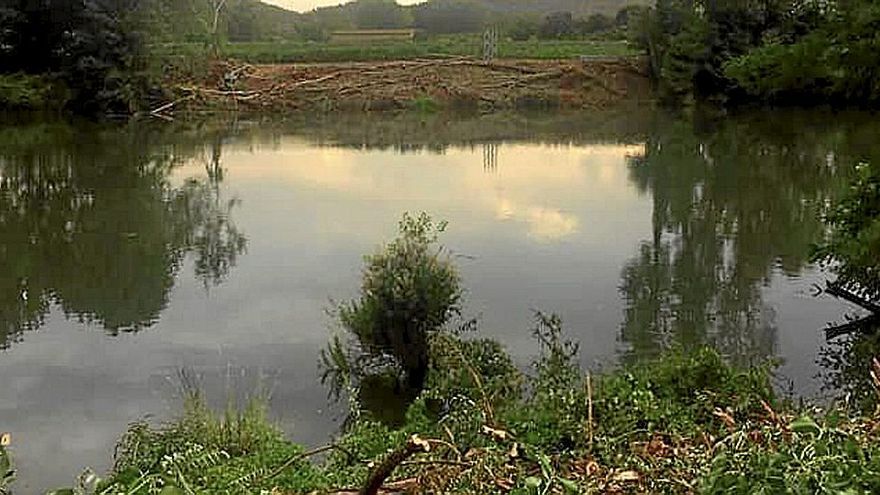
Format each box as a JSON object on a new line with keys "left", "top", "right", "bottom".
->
{"left": 0, "top": 0, "right": 148, "bottom": 113}
{"left": 814, "top": 163, "right": 880, "bottom": 306}
{"left": 139, "top": 0, "right": 211, "bottom": 42}
{"left": 725, "top": 1, "right": 880, "bottom": 104}
{"left": 615, "top": 4, "right": 647, "bottom": 27}
{"left": 506, "top": 15, "right": 540, "bottom": 41}
{"left": 631, "top": 0, "right": 829, "bottom": 103}
{"left": 296, "top": 21, "right": 328, "bottom": 42}
{"left": 577, "top": 13, "right": 614, "bottom": 34}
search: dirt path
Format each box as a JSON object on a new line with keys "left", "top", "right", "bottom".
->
{"left": 159, "top": 57, "right": 650, "bottom": 115}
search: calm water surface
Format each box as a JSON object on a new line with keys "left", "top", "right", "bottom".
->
{"left": 1, "top": 108, "right": 878, "bottom": 491}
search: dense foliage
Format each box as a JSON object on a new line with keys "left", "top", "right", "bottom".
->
{"left": 814, "top": 163, "right": 880, "bottom": 303}
{"left": 322, "top": 213, "right": 462, "bottom": 416}
{"left": 725, "top": 1, "right": 880, "bottom": 104}
{"left": 46, "top": 326, "right": 880, "bottom": 494}
{"left": 351, "top": 0, "right": 410, "bottom": 29}
{"left": 0, "top": 0, "right": 148, "bottom": 113}
{"left": 412, "top": 0, "right": 487, "bottom": 34}
{"left": 632, "top": 0, "right": 880, "bottom": 105}
{"left": 141, "top": 0, "right": 300, "bottom": 43}
{"left": 294, "top": 0, "right": 642, "bottom": 40}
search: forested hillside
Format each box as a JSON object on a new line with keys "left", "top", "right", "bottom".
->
{"left": 476, "top": 0, "right": 650, "bottom": 17}
{"left": 143, "top": 0, "right": 302, "bottom": 42}
{"left": 138, "top": 0, "right": 645, "bottom": 42}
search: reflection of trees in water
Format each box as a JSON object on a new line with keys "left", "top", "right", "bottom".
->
{"left": 619, "top": 112, "right": 865, "bottom": 366}
{"left": 0, "top": 122, "right": 246, "bottom": 347}
{"left": 245, "top": 109, "right": 653, "bottom": 154}
{"left": 819, "top": 322, "right": 880, "bottom": 412}
{"left": 483, "top": 143, "right": 498, "bottom": 173}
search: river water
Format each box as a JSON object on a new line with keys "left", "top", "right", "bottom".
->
{"left": 1, "top": 107, "right": 877, "bottom": 491}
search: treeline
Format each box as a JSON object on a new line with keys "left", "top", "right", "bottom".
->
{"left": 632, "top": 0, "right": 880, "bottom": 105}
{"left": 126, "top": 0, "right": 649, "bottom": 43}
{"left": 296, "top": 0, "right": 647, "bottom": 40}
{"left": 0, "top": 0, "right": 149, "bottom": 113}
{"left": 142, "top": 0, "right": 301, "bottom": 43}
{"left": 0, "top": 0, "right": 299, "bottom": 113}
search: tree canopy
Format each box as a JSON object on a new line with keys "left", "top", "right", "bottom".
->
{"left": 0, "top": 0, "right": 147, "bottom": 113}
{"left": 631, "top": 0, "right": 880, "bottom": 105}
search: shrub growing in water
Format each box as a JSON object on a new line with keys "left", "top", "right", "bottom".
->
{"left": 323, "top": 212, "right": 462, "bottom": 409}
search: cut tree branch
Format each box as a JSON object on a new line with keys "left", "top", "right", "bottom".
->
{"left": 360, "top": 435, "right": 430, "bottom": 495}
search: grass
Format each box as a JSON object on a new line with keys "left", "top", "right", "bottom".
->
{"left": 151, "top": 35, "right": 639, "bottom": 65}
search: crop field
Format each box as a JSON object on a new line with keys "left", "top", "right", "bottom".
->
{"left": 152, "top": 36, "right": 639, "bottom": 64}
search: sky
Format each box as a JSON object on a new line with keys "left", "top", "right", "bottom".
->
{"left": 264, "top": 0, "right": 421, "bottom": 12}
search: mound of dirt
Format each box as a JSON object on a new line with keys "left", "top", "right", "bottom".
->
{"left": 157, "top": 57, "right": 650, "bottom": 115}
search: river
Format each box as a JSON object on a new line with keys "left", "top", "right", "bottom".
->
{"left": 0, "top": 107, "right": 876, "bottom": 491}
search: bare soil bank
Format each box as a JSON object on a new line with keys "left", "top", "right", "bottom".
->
{"left": 158, "top": 57, "right": 651, "bottom": 115}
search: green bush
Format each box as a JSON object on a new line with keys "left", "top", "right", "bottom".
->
{"left": 595, "top": 347, "right": 775, "bottom": 441}
{"left": 96, "top": 391, "right": 327, "bottom": 494}
{"left": 327, "top": 212, "right": 462, "bottom": 393}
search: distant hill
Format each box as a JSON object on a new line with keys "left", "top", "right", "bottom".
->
{"left": 295, "top": 0, "right": 651, "bottom": 34}
{"left": 226, "top": 0, "right": 303, "bottom": 40}
{"left": 143, "top": 0, "right": 649, "bottom": 42}
{"left": 142, "top": 0, "right": 302, "bottom": 42}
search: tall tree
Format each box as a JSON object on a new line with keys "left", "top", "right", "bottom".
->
{"left": 0, "top": 0, "right": 147, "bottom": 113}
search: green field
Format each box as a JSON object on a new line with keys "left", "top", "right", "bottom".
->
{"left": 153, "top": 36, "right": 639, "bottom": 64}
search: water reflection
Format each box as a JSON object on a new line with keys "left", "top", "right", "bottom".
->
{"left": 819, "top": 323, "right": 880, "bottom": 411}
{"left": 0, "top": 120, "right": 246, "bottom": 347}
{"left": 618, "top": 110, "right": 880, "bottom": 365}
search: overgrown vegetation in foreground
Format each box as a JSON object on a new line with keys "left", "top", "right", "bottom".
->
{"left": 31, "top": 212, "right": 880, "bottom": 495}
{"left": 43, "top": 332, "right": 880, "bottom": 494}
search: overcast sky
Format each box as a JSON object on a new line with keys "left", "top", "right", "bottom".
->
{"left": 264, "top": 0, "right": 421, "bottom": 12}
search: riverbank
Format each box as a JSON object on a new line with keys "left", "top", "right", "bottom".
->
{"left": 36, "top": 332, "right": 880, "bottom": 494}
{"left": 155, "top": 57, "right": 650, "bottom": 115}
